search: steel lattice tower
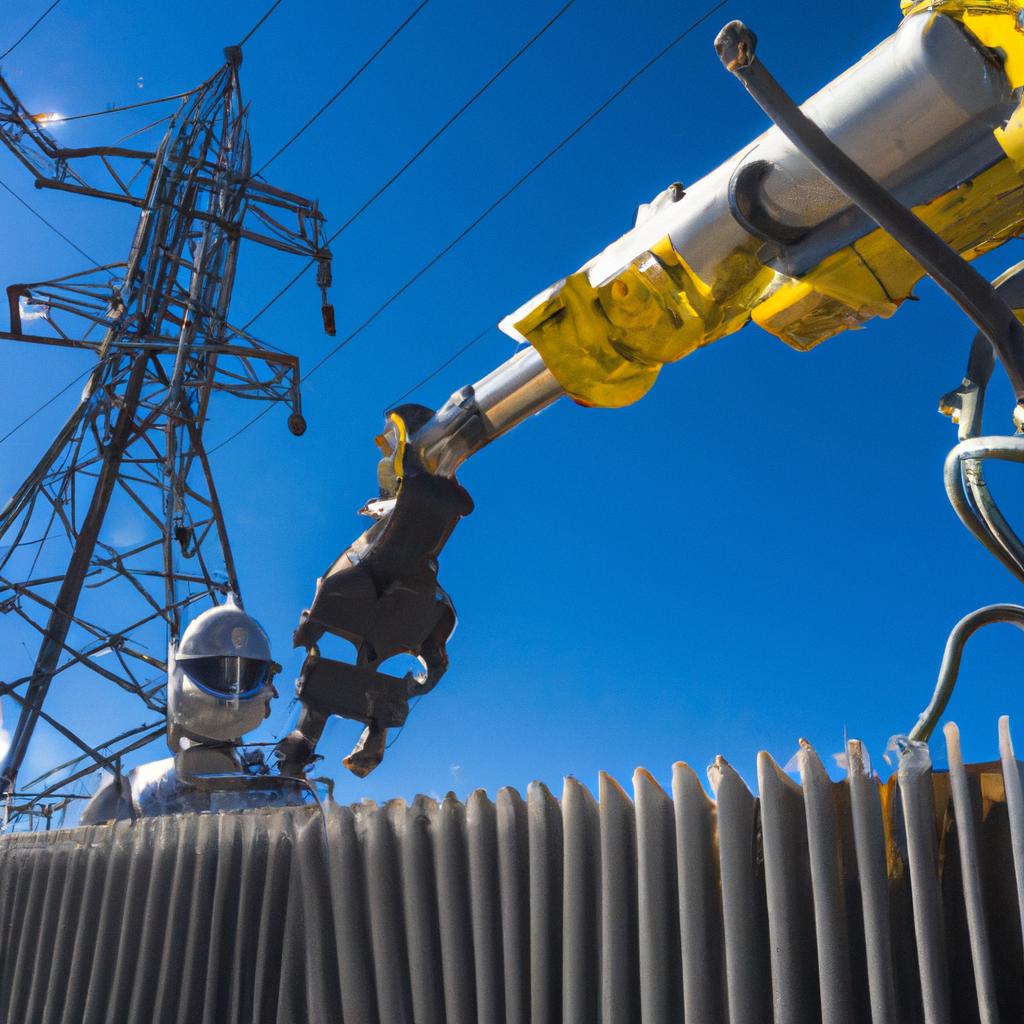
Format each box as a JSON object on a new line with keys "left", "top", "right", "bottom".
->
{"left": 0, "top": 47, "right": 332, "bottom": 824}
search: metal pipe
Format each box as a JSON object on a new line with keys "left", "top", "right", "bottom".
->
{"left": 945, "top": 436, "right": 1024, "bottom": 584}
{"left": 908, "top": 604, "right": 1024, "bottom": 742}
{"left": 410, "top": 346, "right": 563, "bottom": 476}
{"left": 940, "top": 264, "right": 1024, "bottom": 579}
{"left": 962, "top": 459, "right": 1024, "bottom": 573}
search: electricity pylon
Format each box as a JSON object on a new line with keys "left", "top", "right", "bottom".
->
{"left": 0, "top": 46, "right": 332, "bottom": 824}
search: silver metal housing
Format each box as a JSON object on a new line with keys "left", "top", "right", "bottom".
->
{"left": 167, "top": 596, "right": 276, "bottom": 746}
{"left": 411, "top": 346, "right": 563, "bottom": 476}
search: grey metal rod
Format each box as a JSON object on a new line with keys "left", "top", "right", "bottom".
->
{"left": 908, "top": 603, "right": 1024, "bottom": 742}
{"left": 963, "top": 460, "right": 1024, "bottom": 573}
{"left": 944, "top": 446, "right": 1024, "bottom": 585}
{"left": 945, "top": 435, "right": 1024, "bottom": 582}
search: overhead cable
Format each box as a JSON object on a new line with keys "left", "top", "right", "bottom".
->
{"left": 54, "top": 90, "right": 194, "bottom": 124}
{"left": 0, "top": 176, "right": 106, "bottom": 270}
{"left": 383, "top": 0, "right": 735, "bottom": 408}
{"left": 385, "top": 328, "right": 493, "bottom": 409}
{"left": 0, "top": 0, "right": 64, "bottom": 63}
{"left": 242, "top": 0, "right": 577, "bottom": 331}
{"left": 255, "top": 0, "right": 432, "bottom": 176}
{"left": 211, "top": 0, "right": 729, "bottom": 452}
{"left": 0, "top": 365, "right": 92, "bottom": 449}
{"left": 239, "top": 0, "right": 287, "bottom": 47}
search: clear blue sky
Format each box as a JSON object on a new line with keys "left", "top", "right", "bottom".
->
{"left": 1, "top": 0, "right": 1021, "bottom": 812}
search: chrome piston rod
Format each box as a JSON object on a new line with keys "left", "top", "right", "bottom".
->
{"left": 409, "top": 346, "right": 564, "bottom": 477}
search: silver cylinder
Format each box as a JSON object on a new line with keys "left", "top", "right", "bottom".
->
{"left": 411, "top": 347, "right": 563, "bottom": 476}
{"left": 580, "top": 11, "right": 1012, "bottom": 289}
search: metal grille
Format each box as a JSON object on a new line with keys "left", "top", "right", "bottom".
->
{"left": 0, "top": 717, "right": 1022, "bottom": 1023}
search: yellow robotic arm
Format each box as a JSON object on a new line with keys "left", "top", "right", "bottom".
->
{"left": 281, "top": 0, "right": 1024, "bottom": 776}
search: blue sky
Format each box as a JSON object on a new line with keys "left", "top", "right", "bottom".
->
{"left": 1, "top": 0, "right": 1021, "bottom": 812}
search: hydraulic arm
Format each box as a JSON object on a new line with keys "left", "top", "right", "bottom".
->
{"left": 279, "top": 0, "right": 1024, "bottom": 776}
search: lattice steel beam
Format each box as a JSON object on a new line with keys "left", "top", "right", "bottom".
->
{"left": 0, "top": 46, "right": 333, "bottom": 818}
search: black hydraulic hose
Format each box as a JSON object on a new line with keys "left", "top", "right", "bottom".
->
{"left": 714, "top": 21, "right": 1024, "bottom": 406}
{"left": 714, "top": 20, "right": 1024, "bottom": 586}
{"left": 908, "top": 604, "right": 1024, "bottom": 742}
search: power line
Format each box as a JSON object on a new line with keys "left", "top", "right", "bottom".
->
{"left": 383, "top": 0, "right": 735, "bottom": 410}
{"left": 0, "top": 365, "right": 92, "bottom": 449}
{"left": 242, "top": 0, "right": 577, "bottom": 332}
{"left": 211, "top": 0, "right": 729, "bottom": 452}
{"left": 255, "top": 0, "right": 431, "bottom": 176}
{"left": 385, "top": 328, "right": 493, "bottom": 410}
{"left": 0, "top": 176, "right": 106, "bottom": 270}
{"left": 54, "top": 90, "right": 194, "bottom": 124}
{"left": 239, "top": 0, "right": 286, "bottom": 48}
{"left": 0, "top": 0, "right": 64, "bottom": 63}
{"left": 330, "top": 0, "right": 577, "bottom": 244}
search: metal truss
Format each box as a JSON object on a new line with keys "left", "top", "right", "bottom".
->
{"left": 0, "top": 46, "right": 333, "bottom": 824}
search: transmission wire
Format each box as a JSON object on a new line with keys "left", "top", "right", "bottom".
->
{"left": 0, "top": 365, "right": 92, "bottom": 448}
{"left": 0, "top": 0, "right": 64, "bottom": 63}
{"left": 386, "top": 328, "right": 492, "bottom": 410}
{"left": 54, "top": 90, "right": 194, "bottom": 124}
{"left": 0, "top": 176, "right": 106, "bottom": 269}
{"left": 241, "top": 0, "right": 577, "bottom": 332}
{"left": 239, "top": 0, "right": 286, "bottom": 47}
{"left": 255, "top": 0, "right": 431, "bottom": 175}
{"left": 385, "top": 0, "right": 734, "bottom": 406}
{"left": 211, "top": 0, "right": 729, "bottom": 452}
